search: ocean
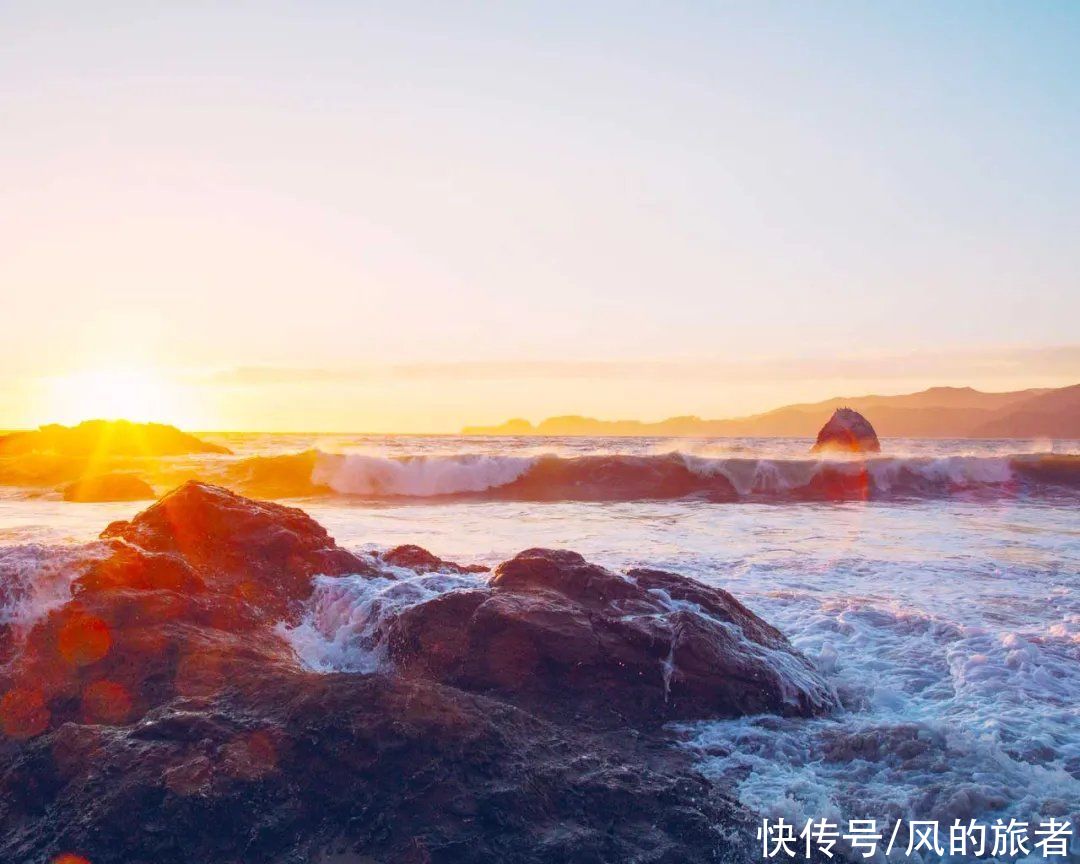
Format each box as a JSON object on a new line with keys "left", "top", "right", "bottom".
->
{"left": 1, "top": 433, "right": 1078, "bottom": 842}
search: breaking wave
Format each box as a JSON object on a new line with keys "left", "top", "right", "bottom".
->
{"left": 228, "top": 450, "right": 1080, "bottom": 503}
{"left": 676, "top": 590, "right": 1080, "bottom": 829}
{"left": 0, "top": 543, "right": 106, "bottom": 661}
{"left": 279, "top": 568, "right": 482, "bottom": 674}
{"left": 313, "top": 452, "right": 534, "bottom": 497}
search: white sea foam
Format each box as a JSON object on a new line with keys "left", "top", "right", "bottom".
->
{"left": 683, "top": 454, "right": 1020, "bottom": 496}
{"left": 304, "top": 449, "right": 1061, "bottom": 500}
{"left": 675, "top": 574, "right": 1080, "bottom": 837}
{"left": 279, "top": 565, "right": 483, "bottom": 672}
{"left": 866, "top": 455, "right": 1015, "bottom": 492}
{"left": 312, "top": 452, "right": 535, "bottom": 496}
{"left": 0, "top": 432, "right": 1076, "bottom": 843}
{"left": 682, "top": 455, "right": 820, "bottom": 495}
{"left": 0, "top": 543, "right": 106, "bottom": 638}
{"left": 643, "top": 584, "right": 837, "bottom": 711}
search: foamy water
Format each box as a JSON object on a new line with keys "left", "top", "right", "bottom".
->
{"left": 1, "top": 434, "right": 1077, "bottom": 854}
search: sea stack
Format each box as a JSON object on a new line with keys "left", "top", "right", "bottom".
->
{"left": 811, "top": 407, "right": 881, "bottom": 454}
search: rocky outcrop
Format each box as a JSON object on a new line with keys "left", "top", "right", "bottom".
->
{"left": 0, "top": 420, "right": 231, "bottom": 457}
{"left": 811, "top": 408, "right": 881, "bottom": 454}
{"left": 381, "top": 544, "right": 489, "bottom": 574}
{"left": 61, "top": 473, "right": 155, "bottom": 502}
{"left": 1, "top": 672, "right": 764, "bottom": 864}
{"left": 0, "top": 483, "right": 835, "bottom": 864}
{"left": 387, "top": 548, "right": 834, "bottom": 726}
{"left": 99, "top": 482, "right": 375, "bottom": 616}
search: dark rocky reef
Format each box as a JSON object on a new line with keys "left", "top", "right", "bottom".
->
{"left": 62, "top": 473, "right": 155, "bottom": 503}
{"left": 0, "top": 420, "right": 231, "bottom": 457}
{"left": 0, "top": 483, "right": 835, "bottom": 864}
{"left": 810, "top": 408, "right": 881, "bottom": 454}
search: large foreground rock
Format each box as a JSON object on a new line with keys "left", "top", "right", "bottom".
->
{"left": 811, "top": 407, "right": 881, "bottom": 454}
{"left": 0, "top": 483, "right": 835, "bottom": 863}
{"left": 100, "top": 481, "right": 376, "bottom": 616}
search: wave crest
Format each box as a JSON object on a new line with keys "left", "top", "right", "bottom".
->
{"left": 312, "top": 452, "right": 533, "bottom": 497}
{"left": 223, "top": 450, "right": 1080, "bottom": 503}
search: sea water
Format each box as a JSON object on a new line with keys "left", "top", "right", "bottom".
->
{"left": 1, "top": 434, "right": 1077, "bottom": 852}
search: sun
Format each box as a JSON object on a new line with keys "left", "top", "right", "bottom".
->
{"left": 46, "top": 367, "right": 196, "bottom": 427}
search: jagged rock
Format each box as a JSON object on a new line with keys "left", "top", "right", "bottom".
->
{"left": 100, "top": 482, "right": 375, "bottom": 613}
{"left": 387, "top": 548, "right": 835, "bottom": 727}
{"left": 0, "top": 671, "right": 765, "bottom": 864}
{"left": 381, "top": 544, "right": 488, "bottom": 574}
{"left": 811, "top": 408, "right": 881, "bottom": 454}
{"left": 0, "top": 484, "right": 835, "bottom": 864}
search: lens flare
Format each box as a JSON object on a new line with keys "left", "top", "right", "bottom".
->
{"left": 0, "top": 687, "right": 50, "bottom": 740}
{"left": 81, "top": 680, "right": 132, "bottom": 725}
{"left": 57, "top": 613, "right": 112, "bottom": 666}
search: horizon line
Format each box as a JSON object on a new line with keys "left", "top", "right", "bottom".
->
{"left": 5, "top": 379, "right": 1076, "bottom": 436}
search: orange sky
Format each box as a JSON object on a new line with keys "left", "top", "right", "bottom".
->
{"left": 3, "top": 346, "right": 1076, "bottom": 433}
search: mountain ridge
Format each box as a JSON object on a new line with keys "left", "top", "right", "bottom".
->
{"left": 462, "top": 383, "right": 1080, "bottom": 438}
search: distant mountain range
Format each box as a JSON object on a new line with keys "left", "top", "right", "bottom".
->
{"left": 462, "top": 383, "right": 1080, "bottom": 439}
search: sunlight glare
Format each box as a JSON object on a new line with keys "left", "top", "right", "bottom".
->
{"left": 46, "top": 367, "right": 195, "bottom": 427}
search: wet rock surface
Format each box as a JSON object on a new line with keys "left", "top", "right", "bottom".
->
{"left": 381, "top": 543, "right": 489, "bottom": 574}
{"left": 811, "top": 408, "right": 881, "bottom": 454}
{"left": 0, "top": 483, "right": 835, "bottom": 864}
{"left": 100, "top": 482, "right": 376, "bottom": 617}
{"left": 388, "top": 549, "right": 835, "bottom": 727}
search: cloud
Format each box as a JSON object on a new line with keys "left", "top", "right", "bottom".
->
{"left": 204, "top": 366, "right": 366, "bottom": 386}
{"left": 200, "top": 345, "right": 1080, "bottom": 387}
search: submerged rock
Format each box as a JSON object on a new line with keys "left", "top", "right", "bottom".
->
{"left": 0, "top": 483, "right": 835, "bottom": 863}
{"left": 811, "top": 407, "right": 881, "bottom": 454}
{"left": 61, "top": 473, "right": 155, "bottom": 502}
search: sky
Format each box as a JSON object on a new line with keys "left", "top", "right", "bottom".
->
{"left": 2, "top": 1, "right": 1078, "bottom": 431}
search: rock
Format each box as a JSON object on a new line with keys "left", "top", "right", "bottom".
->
{"left": 100, "top": 481, "right": 375, "bottom": 614}
{"left": 381, "top": 544, "right": 489, "bottom": 574}
{"left": 0, "top": 420, "right": 231, "bottom": 457}
{"left": 0, "top": 484, "right": 834, "bottom": 864}
{"left": 0, "top": 673, "right": 764, "bottom": 864}
{"left": 387, "top": 548, "right": 836, "bottom": 727}
{"left": 811, "top": 408, "right": 881, "bottom": 454}
{"left": 61, "top": 473, "right": 155, "bottom": 502}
